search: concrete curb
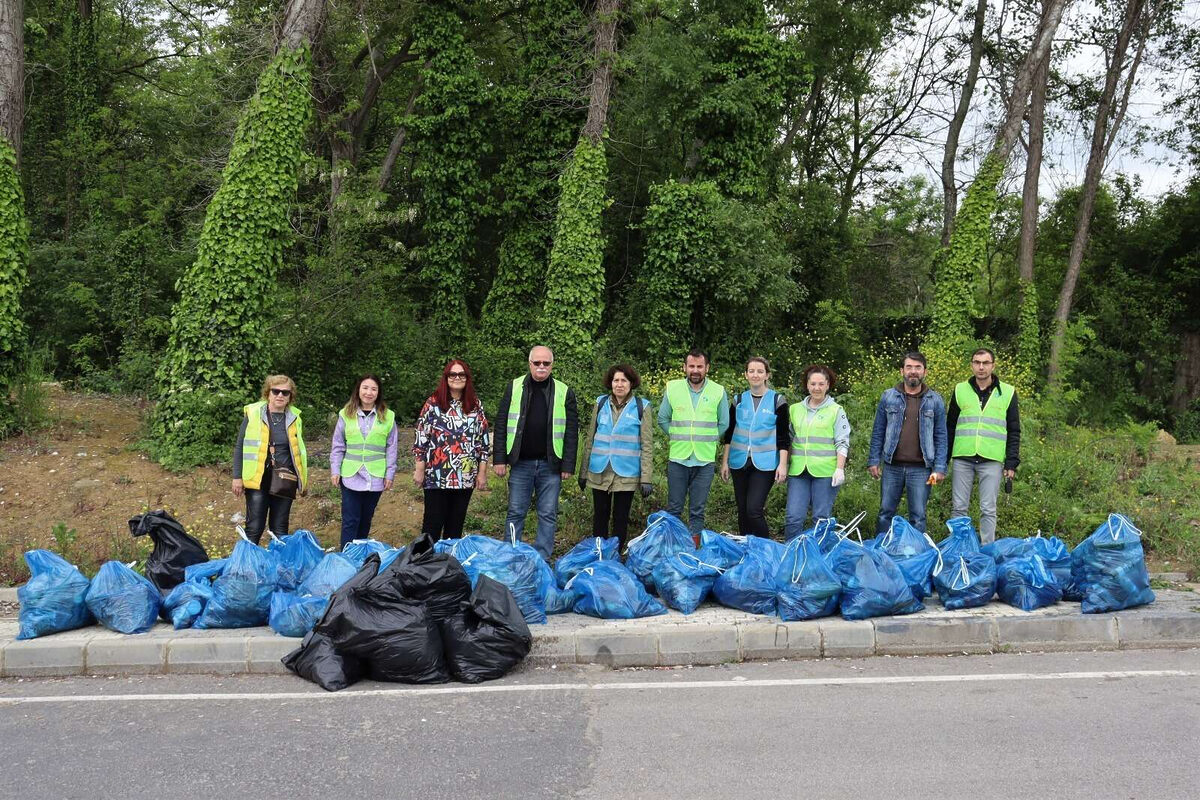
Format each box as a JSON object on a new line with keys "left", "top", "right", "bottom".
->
{"left": 2, "top": 589, "right": 1197, "bottom": 678}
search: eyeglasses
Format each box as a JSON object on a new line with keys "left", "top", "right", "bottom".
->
{"left": 269, "top": 388, "right": 292, "bottom": 396}
{"left": 530, "top": 360, "right": 552, "bottom": 367}
{"left": 447, "top": 372, "right": 467, "bottom": 379}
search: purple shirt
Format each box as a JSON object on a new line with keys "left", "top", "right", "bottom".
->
{"left": 330, "top": 408, "right": 399, "bottom": 492}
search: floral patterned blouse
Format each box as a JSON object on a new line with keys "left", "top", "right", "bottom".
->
{"left": 412, "top": 397, "right": 491, "bottom": 489}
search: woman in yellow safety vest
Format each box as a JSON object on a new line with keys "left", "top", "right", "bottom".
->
{"left": 231, "top": 374, "right": 309, "bottom": 544}
{"left": 330, "top": 374, "right": 398, "bottom": 548}
{"left": 412, "top": 360, "right": 491, "bottom": 541}
{"left": 783, "top": 364, "right": 851, "bottom": 539}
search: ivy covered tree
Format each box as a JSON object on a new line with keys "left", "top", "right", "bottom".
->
{"left": 153, "top": 1, "right": 326, "bottom": 468}
{"left": 0, "top": 0, "right": 27, "bottom": 434}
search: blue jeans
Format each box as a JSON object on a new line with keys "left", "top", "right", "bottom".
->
{"left": 784, "top": 473, "right": 839, "bottom": 539}
{"left": 876, "top": 462, "right": 932, "bottom": 534}
{"left": 505, "top": 459, "right": 562, "bottom": 560}
{"left": 666, "top": 461, "right": 716, "bottom": 535}
{"left": 340, "top": 486, "right": 383, "bottom": 547}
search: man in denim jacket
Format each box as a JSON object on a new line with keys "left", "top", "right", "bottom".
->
{"left": 867, "top": 351, "right": 948, "bottom": 534}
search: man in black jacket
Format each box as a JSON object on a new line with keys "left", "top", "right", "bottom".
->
{"left": 493, "top": 346, "right": 579, "bottom": 559}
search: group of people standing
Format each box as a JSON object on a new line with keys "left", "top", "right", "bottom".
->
{"left": 230, "top": 344, "right": 1021, "bottom": 555}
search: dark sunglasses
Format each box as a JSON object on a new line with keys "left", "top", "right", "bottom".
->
{"left": 530, "top": 360, "right": 552, "bottom": 367}
{"left": 447, "top": 371, "right": 467, "bottom": 379}
{"left": 269, "top": 388, "right": 292, "bottom": 396}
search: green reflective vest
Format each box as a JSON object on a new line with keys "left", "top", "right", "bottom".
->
{"left": 339, "top": 407, "right": 396, "bottom": 479}
{"left": 506, "top": 377, "right": 568, "bottom": 459}
{"left": 788, "top": 400, "right": 841, "bottom": 478}
{"left": 952, "top": 380, "right": 1014, "bottom": 462}
{"left": 666, "top": 378, "right": 725, "bottom": 463}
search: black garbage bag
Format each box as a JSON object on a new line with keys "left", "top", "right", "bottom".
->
{"left": 129, "top": 510, "right": 209, "bottom": 593}
{"left": 441, "top": 576, "right": 533, "bottom": 683}
{"left": 314, "top": 553, "right": 450, "bottom": 684}
{"left": 374, "top": 533, "right": 471, "bottom": 623}
{"left": 282, "top": 630, "right": 364, "bottom": 692}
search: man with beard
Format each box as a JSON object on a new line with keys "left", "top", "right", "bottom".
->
{"left": 867, "top": 351, "right": 948, "bottom": 534}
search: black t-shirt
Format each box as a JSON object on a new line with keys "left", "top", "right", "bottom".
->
{"left": 520, "top": 378, "right": 550, "bottom": 460}
{"left": 268, "top": 411, "right": 294, "bottom": 469}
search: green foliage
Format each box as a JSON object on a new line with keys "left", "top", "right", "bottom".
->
{"left": 927, "top": 152, "right": 1005, "bottom": 351}
{"left": 0, "top": 139, "right": 30, "bottom": 435}
{"left": 1017, "top": 277, "right": 1041, "bottom": 378}
{"left": 1176, "top": 399, "right": 1200, "bottom": 444}
{"left": 410, "top": 2, "right": 488, "bottom": 333}
{"left": 152, "top": 45, "right": 315, "bottom": 469}
{"left": 536, "top": 137, "right": 610, "bottom": 387}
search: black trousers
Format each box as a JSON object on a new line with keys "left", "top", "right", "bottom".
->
{"left": 422, "top": 488, "right": 474, "bottom": 541}
{"left": 244, "top": 484, "right": 293, "bottom": 544}
{"left": 731, "top": 466, "right": 774, "bottom": 537}
{"left": 592, "top": 489, "right": 635, "bottom": 550}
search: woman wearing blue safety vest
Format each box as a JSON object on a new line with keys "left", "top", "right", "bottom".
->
{"left": 783, "top": 364, "right": 851, "bottom": 539}
{"left": 330, "top": 374, "right": 398, "bottom": 547}
{"left": 231, "top": 374, "right": 309, "bottom": 544}
{"left": 720, "top": 357, "right": 789, "bottom": 537}
{"left": 578, "top": 364, "right": 653, "bottom": 551}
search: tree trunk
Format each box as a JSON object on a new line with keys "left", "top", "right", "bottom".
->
{"left": 581, "top": 0, "right": 620, "bottom": 144}
{"left": 1047, "top": 0, "right": 1152, "bottom": 387}
{"left": 1173, "top": 331, "right": 1200, "bottom": 413}
{"left": 941, "top": 0, "right": 988, "bottom": 246}
{"left": 1017, "top": 45, "right": 1049, "bottom": 285}
{"left": 0, "top": 0, "right": 24, "bottom": 160}
{"left": 278, "top": 0, "right": 327, "bottom": 52}
{"left": 991, "top": 0, "right": 1068, "bottom": 163}
{"left": 377, "top": 77, "right": 423, "bottom": 191}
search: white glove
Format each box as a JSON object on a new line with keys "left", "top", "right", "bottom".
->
{"left": 831, "top": 468, "right": 846, "bottom": 488}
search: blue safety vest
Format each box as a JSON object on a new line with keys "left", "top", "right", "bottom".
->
{"left": 728, "top": 389, "right": 779, "bottom": 471}
{"left": 588, "top": 395, "right": 643, "bottom": 478}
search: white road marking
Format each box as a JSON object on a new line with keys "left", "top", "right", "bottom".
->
{"left": 0, "top": 670, "right": 1195, "bottom": 705}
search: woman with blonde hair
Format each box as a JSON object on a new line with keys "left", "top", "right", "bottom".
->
{"left": 232, "top": 374, "right": 308, "bottom": 544}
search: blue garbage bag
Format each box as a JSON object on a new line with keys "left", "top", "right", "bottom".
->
{"left": 469, "top": 548, "right": 549, "bottom": 626}
{"left": 446, "top": 535, "right": 507, "bottom": 563}
{"left": 1070, "top": 513, "right": 1155, "bottom": 613}
{"left": 565, "top": 561, "right": 668, "bottom": 619}
{"left": 162, "top": 579, "right": 213, "bottom": 629}
{"left": 697, "top": 530, "right": 747, "bottom": 570}
{"left": 269, "top": 590, "right": 330, "bottom": 637}
{"left": 981, "top": 537, "right": 1027, "bottom": 566}
{"left": 996, "top": 552, "right": 1062, "bottom": 611}
{"left": 712, "top": 536, "right": 787, "bottom": 615}
{"left": 653, "top": 553, "right": 723, "bottom": 614}
{"left": 554, "top": 537, "right": 620, "bottom": 589}
{"left": 85, "top": 561, "right": 162, "bottom": 634}
{"left": 298, "top": 552, "right": 358, "bottom": 597}
{"left": 870, "top": 516, "right": 938, "bottom": 600}
{"left": 1025, "top": 533, "right": 1076, "bottom": 599}
{"left": 17, "top": 550, "right": 93, "bottom": 640}
{"left": 625, "top": 511, "right": 695, "bottom": 592}
{"left": 184, "top": 558, "right": 226, "bottom": 583}
{"left": 492, "top": 526, "right": 572, "bottom": 615}
{"left": 775, "top": 535, "right": 841, "bottom": 621}
{"left": 939, "top": 516, "right": 981, "bottom": 566}
{"left": 268, "top": 530, "right": 324, "bottom": 590}
{"left": 342, "top": 539, "right": 393, "bottom": 567}
{"left": 828, "top": 536, "right": 922, "bottom": 620}
{"left": 933, "top": 552, "right": 997, "bottom": 610}
{"left": 810, "top": 518, "right": 842, "bottom": 554}
{"left": 194, "top": 539, "right": 276, "bottom": 628}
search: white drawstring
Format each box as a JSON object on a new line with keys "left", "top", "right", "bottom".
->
{"left": 1106, "top": 513, "right": 1142, "bottom": 540}
{"left": 266, "top": 530, "right": 283, "bottom": 544}
{"left": 564, "top": 566, "right": 594, "bottom": 592}
{"left": 677, "top": 552, "right": 726, "bottom": 575}
{"left": 236, "top": 526, "right": 250, "bottom": 543}
{"left": 880, "top": 516, "right": 898, "bottom": 548}
{"left": 508, "top": 522, "right": 518, "bottom": 547}
{"left": 952, "top": 556, "right": 970, "bottom": 590}
{"left": 594, "top": 537, "right": 604, "bottom": 560}
{"left": 787, "top": 537, "right": 811, "bottom": 584}
{"left": 625, "top": 515, "right": 666, "bottom": 554}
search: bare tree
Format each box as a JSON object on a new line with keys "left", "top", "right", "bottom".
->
{"left": 1017, "top": 43, "right": 1050, "bottom": 288}
{"left": 941, "top": 0, "right": 989, "bottom": 245}
{"left": 1047, "top": 0, "right": 1160, "bottom": 386}
{"left": 582, "top": 0, "right": 620, "bottom": 143}
{"left": 0, "top": 0, "right": 23, "bottom": 158}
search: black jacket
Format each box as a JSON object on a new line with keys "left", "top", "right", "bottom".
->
{"left": 946, "top": 376, "right": 1021, "bottom": 471}
{"left": 493, "top": 375, "right": 579, "bottom": 473}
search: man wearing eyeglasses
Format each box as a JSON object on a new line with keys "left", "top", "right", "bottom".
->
{"left": 946, "top": 348, "right": 1021, "bottom": 544}
{"left": 493, "top": 346, "right": 579, "bottom": 560}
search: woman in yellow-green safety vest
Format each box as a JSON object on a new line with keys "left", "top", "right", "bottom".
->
{"left": 330, "top": 374, "right": 398, "bottom": 548}
{"left": 231, "top": 374, "right": 309, "bottom": 545}
{"left": 783, "top": 364, "right": 851, "bottom": 539}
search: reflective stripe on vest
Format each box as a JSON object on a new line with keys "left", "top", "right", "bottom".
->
{"left": 666, "top": 379, "right": 725, "bottom": 463}
{"left": 588, "top": 395, "right": 643, "bottom": 478}
{"left": 951, "top": 380, "right": 1013, "bottom": 462}
{"left": 339, "top": 408, "right": 395, "bottom": 479}
{"left": 788, "top": 401, "right": 841, "bottom": 478}
{"left": 729, "top": 389, "right": 779, "bottom": 471}
{"left": 506, "top": 377, "right": 568, "bottom": 459}
{"left": 240, "top": 401, "right": 308, "bottom": 491}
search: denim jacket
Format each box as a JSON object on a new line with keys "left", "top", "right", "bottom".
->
{"left": 867, "top": 385, "right": 948, "bottom": 473}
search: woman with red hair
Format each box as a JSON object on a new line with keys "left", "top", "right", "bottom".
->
{"left": 412, "top": 360, "right": 491, "bottom": 540}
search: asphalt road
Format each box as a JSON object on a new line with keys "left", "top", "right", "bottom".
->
{"left": 2, "top": 649, "right": 1198, "bottom": 800}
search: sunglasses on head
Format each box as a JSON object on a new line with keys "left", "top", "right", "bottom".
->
{"left": 447, "top": 371, "right": 467, "bottom": 379}
{"left": 270, "top": 388, "right": 292, "bottom": 396}
{"left": 530, "top": 360, "right": 552, "bottom": 367}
